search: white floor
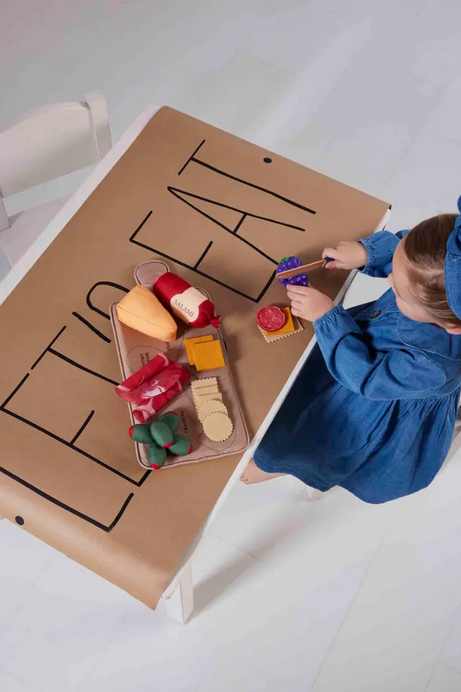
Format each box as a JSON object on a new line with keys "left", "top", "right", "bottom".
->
{"left": 2, "top": 1, "right": 461, "bottom": 690}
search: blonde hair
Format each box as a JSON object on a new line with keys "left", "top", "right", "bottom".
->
{"left": 404, "top": 213, "right": 460, "bottom": 328}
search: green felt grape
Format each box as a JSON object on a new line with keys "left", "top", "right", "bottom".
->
{"left": 149, "top": 420, "right": 174, "bottom": 448}
{"left": 129, "top": 424, "right": 153, "bottom": 443}
{"left": 148, "top": 443, "right": 167, "bottom": 468}
{"left": 169, "top": 435, "right": 193, "bottom": 456}
{"left": 159, "top": 412, "right": 180, "bottom": 434}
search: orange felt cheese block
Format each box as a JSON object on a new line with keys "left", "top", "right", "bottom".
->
{"left": 184, "top": 335, "right": 213, "bottom": 366}
{"left": 116, "top": 286, "right": 177, "bottom": 342}
{"left": 264, "top": 308, "right": 295, "bottom": 336}
{"left": 193, "top": 340, "right": 225, "bottom": 371}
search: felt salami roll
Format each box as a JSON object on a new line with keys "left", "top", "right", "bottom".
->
{"left": 153, "top": 272, "right": 221, "bottom": 329}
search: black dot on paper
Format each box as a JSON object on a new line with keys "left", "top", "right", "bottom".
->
{"left": 263, "top": 157, "right": 272, "bottom": 164}
{"left": 15, "top": 516, "right": 24, "bottom": 526}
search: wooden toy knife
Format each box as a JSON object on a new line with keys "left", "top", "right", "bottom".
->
{"left": 276, "top": 258, "right": 331, "bottom": 280}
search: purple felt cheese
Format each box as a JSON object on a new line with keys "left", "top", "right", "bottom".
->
{"left": 276, "top": 256, "right": 309, "bottom": 287}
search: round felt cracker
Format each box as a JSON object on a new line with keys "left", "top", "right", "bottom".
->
{"left": 199, "top": 399, "right": 228, "bottom": 421}
{"left": 203, "top": 411, "right": 234, "bottom": 442}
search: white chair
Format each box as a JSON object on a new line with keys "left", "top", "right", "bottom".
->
{"left": 0, "top": 91, "right": 111, "bottom": 277}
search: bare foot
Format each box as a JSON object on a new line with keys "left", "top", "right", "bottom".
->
{"left": 240, "top": 458, "right": 286, "bottom": 485}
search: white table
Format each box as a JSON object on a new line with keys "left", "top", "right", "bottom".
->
{"left": 0, "top": 105, "right": 392, "bottom": 623}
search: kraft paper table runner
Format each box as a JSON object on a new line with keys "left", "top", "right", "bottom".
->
{"left": 0, "top": 106, "right": 390, "bottom": 608}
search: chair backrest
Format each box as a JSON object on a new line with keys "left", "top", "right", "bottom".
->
{"left": 0, "top": 91, "right": 111, "bottom": 201}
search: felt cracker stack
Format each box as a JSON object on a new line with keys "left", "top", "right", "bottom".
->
{"left": 191, "top": 378, "right": 233, "bottom": 442}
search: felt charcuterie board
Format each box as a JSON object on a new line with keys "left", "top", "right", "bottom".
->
{"left": 110, "top": 260, "right": 249, "bottom": 469}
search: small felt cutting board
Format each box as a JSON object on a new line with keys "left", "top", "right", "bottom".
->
{"left": 110, "top": 260, "right": 249, "bottom": 470}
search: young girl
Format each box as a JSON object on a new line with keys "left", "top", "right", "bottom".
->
{"left": 241, "top": 197, "right": 461, "bottom": 504}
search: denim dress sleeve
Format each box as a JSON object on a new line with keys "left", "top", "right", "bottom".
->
{"left": 313, "top": 306, "right": 447, "bottom": 400}
{"left": 359, "top": 230, "right": 408, "bottom": 278}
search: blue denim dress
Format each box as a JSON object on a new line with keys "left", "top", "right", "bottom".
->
{"left": 254, "top": 231, "right": 461, "bottom": 503}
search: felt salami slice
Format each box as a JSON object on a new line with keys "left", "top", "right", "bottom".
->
{"left": 256, "top": 306, "right": 286, "bottom": 332}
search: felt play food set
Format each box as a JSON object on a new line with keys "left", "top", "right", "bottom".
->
{"left": 184, "top": 334, "right": 213, "bottom": 365}
{"left": 276, "top": 256, "right": 334, "bottom": 285}
{"left": 256, "top": 306, "right": 287, "bottom": 331}
{"left": 113, "top": 252, "right": 326, "bottom": 468}
{"left": 184, "top": 335, "right": 225, "bottom": 371}
{"left": 276, "top": 256, "right": 309, "bottom": 287}
{"left": 129, "top": 413, "right": 194, "bottom": 469}
{"left": 153, "top": 272, "right": 221, "bottom": 329}
{"left": 253, "top": 254, "right": 333, "bottom": 343}
{"left": 115, "top": 353, "right": 191, "bottom": 423}
{"left": 110, "top": 260, "right": 250, "bottom": 470}
{"left": 256, "top": 278, "right": 305, "bottom": 344}
{"left": 116, "top": 286, "right": 177, "bottom": 341}
{"left": 256, "top": 306, "right": 304, "bottom": 343}
{"left": 191, "top": 377, "right": 233, "bottom": 443}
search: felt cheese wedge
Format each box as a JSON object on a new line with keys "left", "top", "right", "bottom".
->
{"left": 116, "top": 285, "right": 177, "bottom": 342}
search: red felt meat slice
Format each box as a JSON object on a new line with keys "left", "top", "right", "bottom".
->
{"left": 256, "top": 306, "right": 286, "bottom": 332}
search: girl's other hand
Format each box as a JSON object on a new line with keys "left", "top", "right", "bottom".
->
{"left": 323, "top": 240, "right": 368, "bottom": 270}
{"left": 287, "top": 285, "right": 334, "bottom": 322}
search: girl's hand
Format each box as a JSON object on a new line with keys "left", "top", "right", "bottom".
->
{"left": 287, "top": 285, "right": 334, "bottom": 322}
{"left": 323, "top": 240, "right": 368, "bottom": 270}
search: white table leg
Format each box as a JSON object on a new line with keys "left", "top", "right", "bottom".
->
{"left": 162, "top": 561, "right": 194, "bottom": 625}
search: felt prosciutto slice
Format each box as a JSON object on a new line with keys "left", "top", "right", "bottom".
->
{"left": 115, "top": 353, "right": 191, "bottom": 423}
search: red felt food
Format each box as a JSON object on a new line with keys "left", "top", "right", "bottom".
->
{"left": 256, "top": 306, "right": 286, "bottom": 332}
{"left": 153, "top": 272, "right": 221, "bottom": 329}
{"left": 115, "top": 353, "right": 191, "bottom": 423}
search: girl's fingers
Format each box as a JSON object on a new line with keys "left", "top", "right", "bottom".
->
{"left": 322, "top": 250, "right": 341, "bottom": 269}
{"left": 286, "top": 284, "right": 309, "bottom": 295}
{"left": 287, "top": 292, "right": 303, "bottom": 303}
{"left": 288, "top": 297, "right": 306, "bottom": 308}
{"left": 323, "top": 247, "right": 343, "bottom": 261}
{"left": 290, "top": 306, "right": 301, "bottom": 316}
